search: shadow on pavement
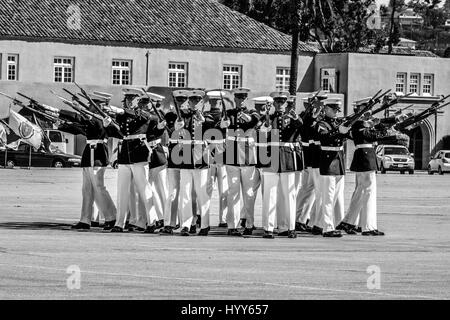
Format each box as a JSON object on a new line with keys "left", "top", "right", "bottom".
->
{"left": 0, "top": 222, "right": 72, "bottom": 230}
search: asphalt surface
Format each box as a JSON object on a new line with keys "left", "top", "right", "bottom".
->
{"left": 0, "top": 168, "right": 449, "bottom": 300}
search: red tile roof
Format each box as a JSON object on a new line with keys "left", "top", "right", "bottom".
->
{"left": 0, "top": 0, "right": 317, "bottom": 53}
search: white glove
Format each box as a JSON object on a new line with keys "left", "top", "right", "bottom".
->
{"left": 174, "top": 120, "right": 185, "bottom": 131}
{"left": 157, "top": 120, "right": 167, "bottom": 130}
{"left": 238, "top": 113, "right": 252, "bottom": 122}
{"left": 102, "top": 116, "right": 112, "bottom": 127}
{"left": 338, "top": 125, "right": 350, "bottom": 134}
{"left": 220, "top": 119, "right": 231, "bottom": 129}
{"left": 260, "top": 124, "right": 272, "bottom": 133}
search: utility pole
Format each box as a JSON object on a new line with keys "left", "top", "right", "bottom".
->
{"left": 388, "top": 0, "right": 397, "bottom": 54}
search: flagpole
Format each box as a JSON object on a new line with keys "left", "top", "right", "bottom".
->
{"left": 4, "top": 148, "right": 7, "bottom": 168}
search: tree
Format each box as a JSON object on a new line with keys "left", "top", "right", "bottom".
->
{"left": 408, "top": 0, "right": 446, "bottom": 29}
{"left": 445, "top": 0, "right": 450, "bottom": 12}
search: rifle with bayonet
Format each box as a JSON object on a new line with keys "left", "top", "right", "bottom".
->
{"left": 0, "top": 92, "right": 70, "bottom": 125}
{"left": 51, "top": 90, "right": 106, "bottom": 122}
{"left": 370, "top": 92, "right": 413, "bottom": 117}
{"left": 337, "top": 89, "right": 392, "bottom": 130}
{"left": 301, "top": 89, "right": 326, "bottom": 121}
{"left": 395, "top": 95, "right": 450, "bottom": 131}
{"left": 16, "top": 92, "right": 60, "bottom": 118}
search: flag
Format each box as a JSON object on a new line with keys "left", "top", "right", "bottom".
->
{"left": 0, "top": 103, "right": 11, "bottom": 120}
{"left": 7, "top": 110, "right": 43, "bottom": 150}
{"left": 0, "top": 122, "right": 6, "bottom": 146}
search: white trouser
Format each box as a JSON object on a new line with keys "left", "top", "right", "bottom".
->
{"left": 208, "top": 164, "right": 229, "bottom": 224}
{"left": 318, "top": 175, "right": 345, "bottom": 232}
{"left": 91, "top": 203, "right": 104, "bottom": 223}
{"left": 296, "top": 168, "right": 321, "bottom": 225}
{"left": 80, "top": 167, "right": 116, "bottom": 225}
{"left": 343, "top": 171, "right": 377, "bottom": 232}
{"left": 128, "top": 182, "right": 147, "bottom": 229}
{"left": 165, "top": 168, "right": 180, "bottom": 227}
{"left": 226, "top": 165, "right": 261, "bottom": 229}
{"left": 179, "top": 169, "right": 212, "bottom": 230}
{"left": 115, "top": 162, "right": 158, "bottom": 229}
{"left": 149, "top": 165, "right": 168, "bottom": 221}
{"left": 261, "top": 171, "right": 297, "bottom": 233}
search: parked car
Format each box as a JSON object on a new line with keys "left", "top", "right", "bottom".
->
{"left": 376, "top": 144, "right": 415, "bottom": 174}
{"left": 427, "top": 150, "right": 450, "bottom": 175}
{"left": 0, "top": 143, "right": 81, "bottom": 168}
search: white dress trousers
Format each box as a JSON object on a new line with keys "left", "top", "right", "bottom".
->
{"left": 179, "top": 168, "right": 212, "bottom": 230}
{"left": 261, "top": 170, "right": 297, "bottom": 233}
{"left": 208, "top": 164, "right": 229, "bottom": 224}
{"left": 296, "top": 167, "right": 321, "bottom": 225}
{"left": 115, "top": 162, "right": 158, "bottom": 229}
{"left": 226, "top": 165, "right": 261, "bottom": 229}
{"left": 343, "top": 171, "right": 377, "bottom": 232}
{"left": 317, "top": 175, "right": 345, "bottom": 232}
{"left": 80, "top": 167, "right": 116, "bottom": 225}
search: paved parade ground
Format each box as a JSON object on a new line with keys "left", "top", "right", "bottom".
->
{"left": 0, "top": 168, "right": 449, "bottom": 300}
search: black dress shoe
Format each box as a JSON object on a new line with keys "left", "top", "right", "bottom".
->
{"left": 159, "top": 226, "right": 173, "bottom": 235}
{"left": 198, "top": 227, "right": 210, "bottom": 236}
{"left": 323, "top": 230, "right": 343, "bottom": 238}
{"left": 362, "top": 230, "right": 385, "bottom": 236}
{"left": 278, "top": 231, "right": 289, "bottom": 236}
{"left": 189, "top": 225, "right": 197, "bottom": 234}
{"left": 336, "top": 222, "right": 358, "bottom": 235}
{"left": 144, "top": 225, "right": 156, "bottom": 234}
{"left": 311, "top": 226, "right": 323, "bottom": 235}
{"left": 124, "top": 220, "right": 130, "bottom": 229}
{"left": 174, "top": 224, "right": 180, "bottom": 230}
{"left": 243, "top": 228, "right": 253, "bottom": 236}
{"left": 355, "top": 227, "right": 362, "bottom": 233}
{"left": 180, "top": 227, "right": 190, "bottom": 236}
{"left": 196, "top": 215, "right": 201, "bottom": 228}
{"left": 227, "top": 229, "right": 242, "bottom": 237}
{"left": 262, "top": 231, "right": 274, "bottom": 239}
{"left": 110, "top": 226, "right": 123, "bottom": 233}
{"left": 218, "top": 222, "right": 228, "bottom": 228}
{"left": 128, "top": 225, "right": 145, "bottom": 232}
{"left": 103, "top": 220, "right": 116, "bottom": 231}
{"left": 240, "top": 219, "right": 247, "bottom": 228}
{"left": 71, "top": 222, "right": 90, "bottom": 230}
{"left": 288, "top": 230, "right": 297, "bottom": 238}
{"left": 155, "top": 219, "right": 164, "bottom": 229}
{"left": 295, "top": 222, "right": 307, "bottom": 232}
{"left": 90, "top": 221, "right": 100, "bottom": 228}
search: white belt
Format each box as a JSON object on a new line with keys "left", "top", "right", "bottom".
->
{"left": 169, "top": 139, "right": 205, "bottom": 145}
{"left": 309, "top": 140, "right": 321, "bottom": 145}
{"left": 147, "top": 139, "right": 162, "bottom": 147}
{"left": 86, "top": 139, "right": 107, "bottom": 146}
{"left": 227, "top": 136, "right": 255, "bottom": 142}
{"left": 301, "top": 142, "right": 310, "bottom": 147}
{"left": 321, "top": 146, "right": 344, "bottom": 151}
{"left": 206, "top": 139, "right": 226, "bottom": 144}
{"left": 123, "top": 134, "right": 146, "bottom": 140}
{"left": 255, "top": 142, "right": 298, "bottom": 148}
{"left": 356, "top": 144, "right": 373, "bottom": 149}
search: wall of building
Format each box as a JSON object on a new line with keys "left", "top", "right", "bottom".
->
{"left": 0, "top": 40, "right": 315, "bottom": 108}
{"left": 314, "top": 52, "right": 450, "bottom": 169}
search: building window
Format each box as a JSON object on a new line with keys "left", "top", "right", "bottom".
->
{"left": 423, "top": 74, "right": 434, "bottom": 96}
{"left": 395, "top": 72, "right": 407, "bottom": 95}
{"left": 321, "top": 68, "right": 336, "bottom": 92}
{"left": 7, "top": 54, "right": 19, "bottom": 81}
{"left": 223, "top": 65, "right": 242, "bottom": 90}
{"left": 54, "top": 57, "right": 74, "bottom": 83}
{"left": 168, "top": 62, "right": 187, "bottom": 88}
{"left": 276, "top": 67, "right": 290, "bottom": 91}
{"left": 112, "top": 59, "right": 132, "bottom": 85}
{"left": 409, "top": 73, "right": 420, "bottom": 94}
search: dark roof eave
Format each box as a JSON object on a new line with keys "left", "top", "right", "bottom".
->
{"left": 0, "top": 35, "right": 317, "bottom": 55}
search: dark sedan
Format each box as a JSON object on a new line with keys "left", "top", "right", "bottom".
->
{"left": 0, "top": 143, "right": 81, "bottom": 168}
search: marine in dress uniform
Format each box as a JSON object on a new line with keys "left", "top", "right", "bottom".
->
{"left": 337, "top": 100, "right": 386, "bottom": 236}
{"left": 295, "top": 94, "right": 328, "bottom": 234}
{"left": 58, "top": 94, "right": 117, "bottom": 231}
{"left": 110, "top": 88, "right": 165, "bottom": 233}
{"left": 258, "top": 91, "right": 303, "bottom": 239}
{"left": 203, "top": 90, "right": 229, "bottom": 228}
{"left": 315, "top": 99, "right": 350, "bottom": 238}
{"left": 168, "top": 90, "right": 215, "bottom": 236}
{"left": 222, "top": 88, "right": 261, "bottom": 237}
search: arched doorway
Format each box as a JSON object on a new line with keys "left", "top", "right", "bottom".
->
{"left": 408, "top": 126, "right": 423, "bottom": 169}
{"left": 407, "top": 120, "right": 433, "bottom": 170}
